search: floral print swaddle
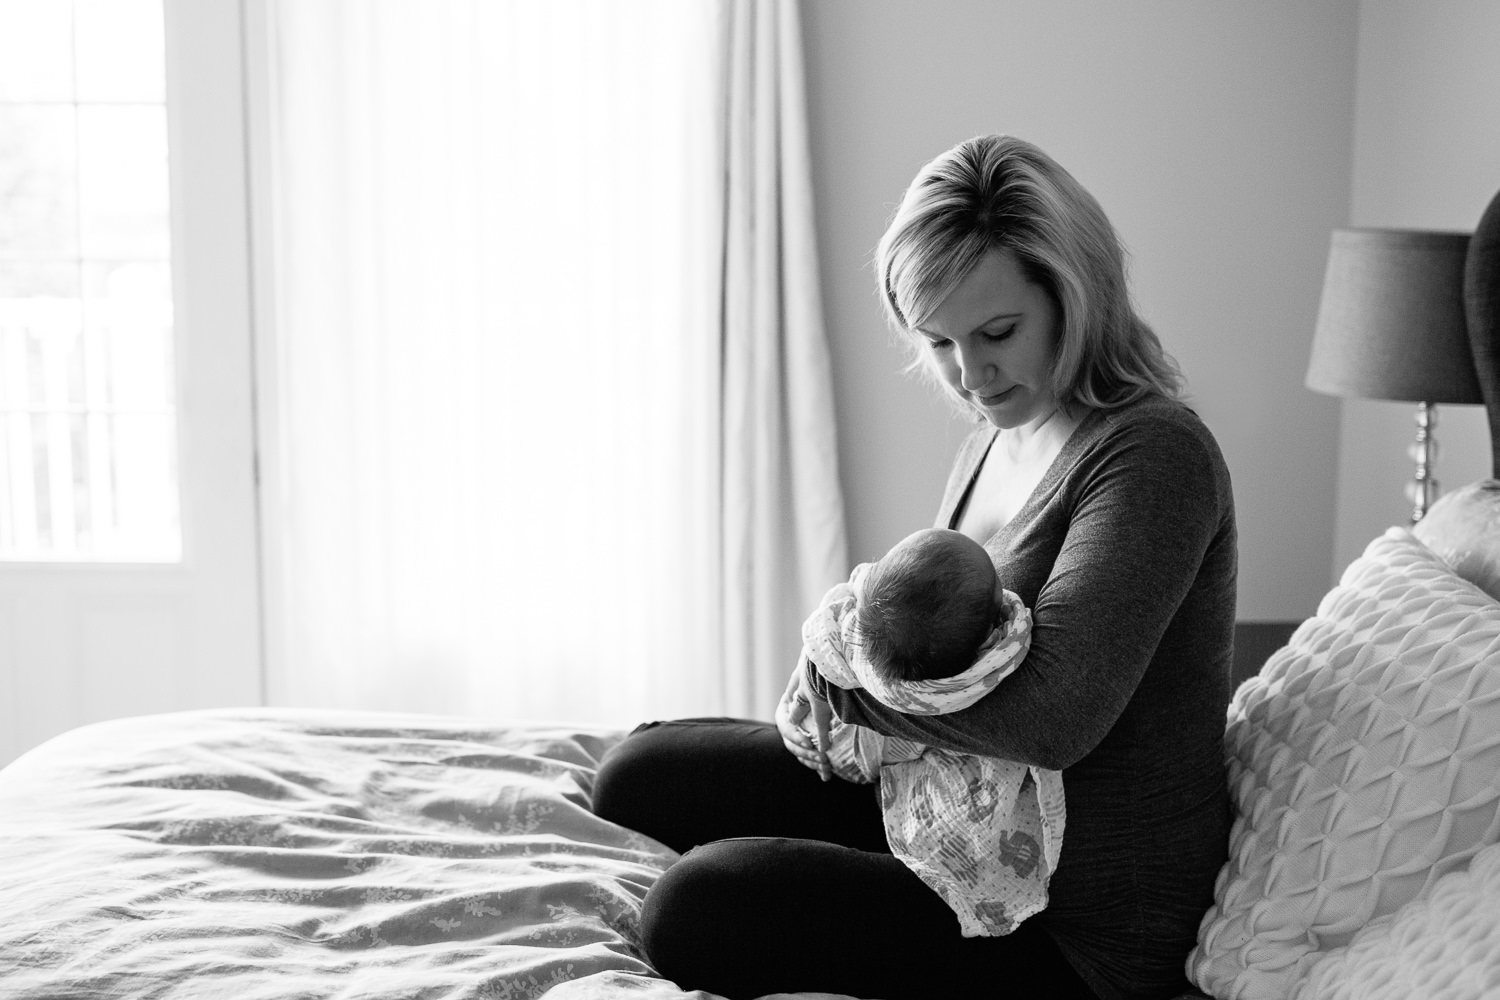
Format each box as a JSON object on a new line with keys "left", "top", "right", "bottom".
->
{"left": 803, "top": 571, "right": 1066, "bottom": 937}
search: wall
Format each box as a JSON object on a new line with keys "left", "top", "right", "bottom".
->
{"left": 801, "top": 0, "right": 1360, "bottom": 622}
{"left": 1333, "top": 0, "right": 1500, "bottom": 574}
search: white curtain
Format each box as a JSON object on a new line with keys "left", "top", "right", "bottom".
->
{"left": 256, "top": 0, "right": 847, "bottom": 726}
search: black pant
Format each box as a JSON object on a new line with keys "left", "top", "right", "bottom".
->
{"left": 593, "top": 718, "right": 1098, "bottom": 1000}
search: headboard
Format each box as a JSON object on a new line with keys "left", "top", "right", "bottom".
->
{"left": 1409, "top": 189, "right": 1500, "bottom": 601}
{"left": 1466, "top": 185, "right": 1500, "bottom": 476}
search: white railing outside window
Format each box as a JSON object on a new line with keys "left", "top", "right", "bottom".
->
{"left": 0, "top": 295, "right": 178, "bottom": 560}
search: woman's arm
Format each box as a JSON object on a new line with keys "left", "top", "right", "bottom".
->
{"left": 813, "top": 412, "right": 1233, "bottom": 770}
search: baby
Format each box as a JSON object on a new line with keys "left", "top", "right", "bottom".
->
{"left": 796, "top": 527, "right": 1066, "bottom": 937}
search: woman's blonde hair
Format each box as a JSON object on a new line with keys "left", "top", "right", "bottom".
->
{"left": 874, "top": 134, "right": 1182, "bottom": 411}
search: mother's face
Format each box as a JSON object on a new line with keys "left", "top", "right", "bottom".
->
{"left": 911, "top": 250, "right": 1062, "bottom": 430}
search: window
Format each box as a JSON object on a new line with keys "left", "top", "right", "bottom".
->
{"left": 0, "top": 0, "right": 178, "bottom": 561}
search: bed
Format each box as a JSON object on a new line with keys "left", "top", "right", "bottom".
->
{"left": 5, "top": 198, "right": 1500, "bottom": 1000}
{"left": 4, "top": 488, "right": 1498, "bottom": 1000}
{"left": 0, "top": 712, "right": 686, "bottom": 999}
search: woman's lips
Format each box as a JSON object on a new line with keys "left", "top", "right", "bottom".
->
{"left": 974, "top": 387, "right": 1014, "bottom": 406}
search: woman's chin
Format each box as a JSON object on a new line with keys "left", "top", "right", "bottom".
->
{"left": 973, "top": 402, "right": 1024, "bottom": 429}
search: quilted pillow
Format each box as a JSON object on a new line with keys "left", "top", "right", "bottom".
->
{"left": 1413, "top": 480, "right": 1500, "bottom": 603}
{"left": 1293, "top": 839, "right": 1500, "bottom": 1000}
{"left": 1188, "top": 528, "right": 1500, "bottom": 1000}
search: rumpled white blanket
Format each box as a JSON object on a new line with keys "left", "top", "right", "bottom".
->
{"left": 0, "top": 708, "right": 867, "bottom": 1000}
{"left": 801, "top": 571, "right": 1066, "bottom": 937}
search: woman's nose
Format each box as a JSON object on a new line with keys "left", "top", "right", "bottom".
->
{"left": 956, "top": 346, "right": 993, "bottom": 391}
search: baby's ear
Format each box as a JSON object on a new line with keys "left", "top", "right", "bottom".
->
{"left": 975, "top": 622, "right": 1005, "bottom": 653}
{"left": 993, "top": 578, "right": 1010, "bottom": 619}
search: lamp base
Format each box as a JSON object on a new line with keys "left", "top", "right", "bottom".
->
{"left": 1405, "top": 401, "right": 1440, "bottom": 524}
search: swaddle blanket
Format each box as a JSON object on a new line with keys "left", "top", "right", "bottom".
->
{"left": 801, "top": 568, "right": 1066, "bottom": 937}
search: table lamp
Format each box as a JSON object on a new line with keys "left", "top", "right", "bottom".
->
{"left": 1307, "top": 228, "right": 1483, "bottom": 523}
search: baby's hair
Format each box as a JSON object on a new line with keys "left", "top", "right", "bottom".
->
{"left": 851, "top": 533, "right": 999, "bottom": 682}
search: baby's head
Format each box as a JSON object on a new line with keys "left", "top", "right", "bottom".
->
{"left": 851, "top": 528, "right": 1002, "bottom": 683}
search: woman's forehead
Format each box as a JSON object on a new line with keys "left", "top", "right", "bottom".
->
{"left": 915, "top": 250, "right": 1035, "bottom": 336}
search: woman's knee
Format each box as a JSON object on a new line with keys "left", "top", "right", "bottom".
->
{"left": 641, "top": 837, "right": 948, "bottom": 999}
{"left": 594, "top": 718, "right": 789, "bottom": 853}
{"left": 640, "top": 839, "right": 793, "bottom": 998}
{"left": 592, "top": 722, "right": 665, "bottom": 828}
{"left": 640, "top": 841, "right": 736, "bottom": 941}
{"left": 642, "top": 836, "right": 886, "bottom": 951}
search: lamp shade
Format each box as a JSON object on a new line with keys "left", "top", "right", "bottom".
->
{"left": 1306, "top": 228, "right": 1483, "bottom": 403}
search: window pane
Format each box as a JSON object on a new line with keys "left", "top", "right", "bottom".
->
{"left": 0, "top": 260, "right": 80, "bottom": 299}
{"left": 0, "top": 300, "right": 82, "bottom": 410}
{"left": 75, "top": 0, "right": 166, "bottom": 103}
{"left": 108, "top": 411, "right": 179, "bottom": 558}
{"left": 0, "top": 414, "right": 37, "bottom": 552}
{"left": 0, "top": 0, "right": 178, "bottom": 562}
{"left": 0, "top": 412, "right": 180, "bottom": 561}
{"left": 68, "top": 412, "right": 92, "bottom": 548}
{"left": 83, "top": 259, "right": 169, "bottom": 301}
{"left": 0, "top": 105, "right": 80, "bottom": 259}
{"left": 78, "top": 105, "right": 170, "bottom": 260}
{"left": 30, "top": 412, "right": 54, "bottom": 546}
{"left": 83, "top": 263, "right": 175, "bottom": 412}
{"left": 0, "top": 0, "right": 74, "bottom": 102}
{"left": 87, "top": 300, "right": 173, "bottom": 410}
{"left": 0, "top": 293, "right": 177, "bottom": 558}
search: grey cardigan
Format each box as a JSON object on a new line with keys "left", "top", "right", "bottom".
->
{"left": 812, "top": 395, "right": 1237, "bottom": 1000}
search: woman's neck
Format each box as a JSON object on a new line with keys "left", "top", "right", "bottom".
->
{"left": 998, "top": 404, "right": 1078, "bottom": 464}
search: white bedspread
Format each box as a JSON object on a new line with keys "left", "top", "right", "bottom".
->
{"left": 0, "top": 708, "right": 856, "bottom": 1000}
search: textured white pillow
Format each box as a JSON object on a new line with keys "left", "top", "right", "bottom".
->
{"left": 1293, "top": 839, "right": 1500, "bottom": 1000}
{"left": 1413, "top": 480, "right": 1500, "bottom": 603}
{"left": 1188, "top": 528, "right": 1500, "bottom": 1000}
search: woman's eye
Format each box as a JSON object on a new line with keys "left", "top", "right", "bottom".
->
{"left": 983, "top": 327, "right": 1014, "bottom": 343}
{"left": 927, "top": 338, "right": 953, "bottom": 351}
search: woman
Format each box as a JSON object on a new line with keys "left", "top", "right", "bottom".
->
{"left": 593, "top": 134, "right": 1236, "bottom": 1000}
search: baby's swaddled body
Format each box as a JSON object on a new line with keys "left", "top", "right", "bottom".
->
{"left": 799, "top": 532, "right": 1066, "bottom": 937}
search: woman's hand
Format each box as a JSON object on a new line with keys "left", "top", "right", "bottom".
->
{"left": 776, "top": 657, "right": 833, "bottom": 781}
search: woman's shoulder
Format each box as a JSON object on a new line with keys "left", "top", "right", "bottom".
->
{"left": 1078, "top": 395, "right": 1231, "bottom": 487}
{"left": 1091, "top": 394, "right": 1221, "bottom": 453}
{"left": 1094, "top": 392, "right": 1204, "bottom": 428}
